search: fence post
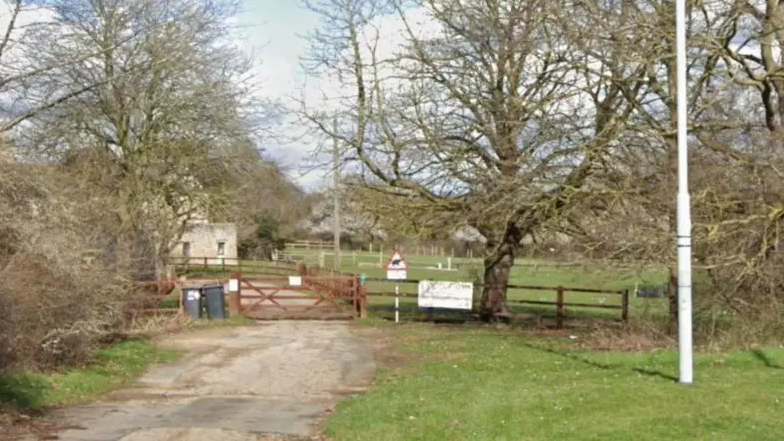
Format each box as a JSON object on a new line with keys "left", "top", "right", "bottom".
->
{"left": 228, "top": 270, "right": 241, "bottom": 315}
{"left": 203, "top": 257, "right": 208, "bottom": 269}
{"left": 359, "top": 285, "right": 368, "bottom": 318}
{"left": 622, "top": 289, "right": 629, "bottom": 323}
{"left": 352, "top": 275, "right": 361, "bottom": 317}
{"left": 556, "top": 286, "right": 565, "bottom": 329}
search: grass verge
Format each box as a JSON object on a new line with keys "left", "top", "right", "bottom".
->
{"left": 327, "top": 323, "right": 784, "bottom": 441}
{"left": 0, "top": 338, "right": 182, "bottom": 412}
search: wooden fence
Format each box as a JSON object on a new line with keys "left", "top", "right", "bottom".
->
{"left": 127, "top": 279, "right": 182, "bottom": 319}
{"left": 169, "top": 256, "right": 302, "bottom": 277}
{"left": 361, "top": 277, "right": 629, "bottom": 327}
{"left": 168, "top": 257, "right": 630, "bottom": 326}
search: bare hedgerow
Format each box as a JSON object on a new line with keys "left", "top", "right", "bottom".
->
{"left": 0, "top": 159, "right": 130, "bottom": 371}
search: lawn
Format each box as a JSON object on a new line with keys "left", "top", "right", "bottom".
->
{"left": 327, "top": 323, "right": 784, "bottom": 441}
{"left": 0, "top": 338, "right": 181, "bottom": 411}
{"left": 301, "top": 250, "right": 667, "bottom": 291}
{"left": 319, "top": 251, "right": 669, "bottom": 321}
{"left": 176, "top": 251, "right": 671, "bottom": 321}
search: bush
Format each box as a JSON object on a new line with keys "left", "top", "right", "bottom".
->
{"left": 0, "top": 163, "right": 133, "bottom": 373}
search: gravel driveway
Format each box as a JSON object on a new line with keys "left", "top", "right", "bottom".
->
{"left": 50, "top": 321, "right": 376, "bottom": 441}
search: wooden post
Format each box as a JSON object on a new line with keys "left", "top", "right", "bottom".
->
{"left": 352, "top": 275, "right": 360, "bottom": 317}
{"left": 228, "top": 270, "right": 241, "bottom": 315}
{"left": 622, "top": 289, "right": 630, "bottom": 323}
{"left": 203, "top": 257, "right": 208, "bottom": 269}
{"left": 359, "top": 286, "right": 368, "bottom": 318}
{"left": 556, "top": 286, "right": 565, "bottom": 329}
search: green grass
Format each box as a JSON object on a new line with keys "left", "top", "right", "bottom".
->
{"left": 178, "top": 251, "right": 670, "bottom": 320}
{"left": 287, "top": 249, "right": 673, "bottom": 321}
{"left": 178, "top": 260, "right": 298, "bottom": 279}
{"left": 346, "top": 255, "right": 667, "bottom": 321}
{"left": 299, "top": 250, "right": 667, "bottom": 290}
{"left": 0, "top": 339, "right": 181, "bottom": 411}
{"left": 327, "top": 323, "right": 784, "bottom": 441}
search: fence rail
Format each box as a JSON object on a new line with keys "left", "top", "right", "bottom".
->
{"left": 169, "top": 258, "right": 630, "bottom": 326}
{"left": 169, "top": 256, "right": 304, "bottom": 276}
{"left": 128, "top": 280, "right": 182, "bottom": 318}
{"left": 361, "top": 277, "right": 629, "bottom": 326}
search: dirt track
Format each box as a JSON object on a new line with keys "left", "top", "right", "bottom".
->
{"left": 50, "top": 321, "right": 376, "bottom": 441}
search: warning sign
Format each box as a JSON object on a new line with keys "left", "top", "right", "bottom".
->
{"left": 386, "top": 250, "right": 408, "bottom": 280}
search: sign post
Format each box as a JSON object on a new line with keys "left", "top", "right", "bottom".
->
{"left": 395, "top": 284, "right": 399, "bottom": 323}
{"left": 386, "top": 249, "right": 408, "bottom": 323}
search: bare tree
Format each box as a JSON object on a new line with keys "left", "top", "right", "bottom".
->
{"left": 0, "top": 0, "right": 160, "bottom": 133}
{"left": 16, "top": 0, "right": 261, "bottom": 276}
{"left": 551, "top": 0, "right": 743, "bottom": 331}
{"left": 558, "top": 0, "right": 784, "bottom": 338}
{"left": 300, "top": 0, "right": 633, "bottom": 319}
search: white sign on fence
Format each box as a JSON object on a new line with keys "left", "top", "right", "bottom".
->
{"left": 229, "top": 279, "right": 239, "bottom": 292}
{"left": 288, "top": 276, "right": 303, "bottom": 287}
{"left": 417, "top": 280, "right": 473, "bottom": 310}
{"left": 386, "top": 251, "right": 408, "bottom": 280}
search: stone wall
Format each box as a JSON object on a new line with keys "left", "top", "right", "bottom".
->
{"left": 172, "top": 222, "right": 238, "bottom": 265}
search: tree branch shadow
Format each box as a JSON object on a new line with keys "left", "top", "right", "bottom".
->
{"left": 632, "top": 368, "right": 678, "bottom": 382}
{"left": 750, "top": 349, "right": 783, "bottom": 369}
{"left": 520, "top": 343, "right": 617, "bottom": 370}
{"left": 521, "top": 343, "right": 679, "bottom": 382}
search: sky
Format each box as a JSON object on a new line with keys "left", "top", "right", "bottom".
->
{"left": 233, "top": 1, "right": 437, "bottom": 190}
{"left": 1, "top": 0, "right": 328, "bottom": 187}
{"left": 233, "top": 1, "right": 326, "bottom": 189}
{"left": 1, "top": 0, "right": 408, "bottom": 189}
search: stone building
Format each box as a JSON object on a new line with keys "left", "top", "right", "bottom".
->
{"left": 171, "top": 220, "right": 238, "bottom": 265}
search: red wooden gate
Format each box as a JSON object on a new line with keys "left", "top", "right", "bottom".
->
{"left": 232, "top": 274, "right": 366, "bottom": 320}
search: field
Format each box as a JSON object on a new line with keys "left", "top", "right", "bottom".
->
{"left": 284, "top": 249, "right": 670, "bottom": 322}
{"left": 175, "top": 249, "right": 670, "bottom": 323}
{"left": 326, "top": 322, "right": 784, "bottom": 441}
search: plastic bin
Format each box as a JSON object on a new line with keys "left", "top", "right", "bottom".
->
{"left": 203, "top": 283, "right": 227, "bottom": 320}
{"left": 182, "top": 285, "right": 203, "bottom": 319}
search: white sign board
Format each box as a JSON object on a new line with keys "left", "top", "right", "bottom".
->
{"left": 288, "top": 275, "right": 303, "bottom": 287}
{"left": 418, "top": 281, "right": 473, "bottom": 310}
{"left": 228, "top": 279, "right": 239, "bottom": 292}
{"left": 386, "top": 251, "right": 408, "bottom": 280}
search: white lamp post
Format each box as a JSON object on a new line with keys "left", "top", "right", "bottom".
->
{"left": 675, "top": 0, "right": 694, "bottom": 384}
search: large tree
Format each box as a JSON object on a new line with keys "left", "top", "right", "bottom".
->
{"left": 0, "top": 0, "right": 160, "bottom": 133}
{"left": 16, "top": 0, "right": 262, "bottom": 276}
{"left": 300, "top": 0, "right": 632, "bottom": 318}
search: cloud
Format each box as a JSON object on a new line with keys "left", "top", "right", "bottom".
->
{"left": 1, "top": 0, "right": 433, "bottom": 190}
{"left": 0, "top": 1, "right": 56, "bottom": 120}
{"left": 229, "top": 1, "right": 441, "bottom": 189}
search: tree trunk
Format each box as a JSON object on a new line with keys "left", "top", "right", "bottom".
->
{"left": 479, "top": 222, "right": 521, "bottom": 321}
